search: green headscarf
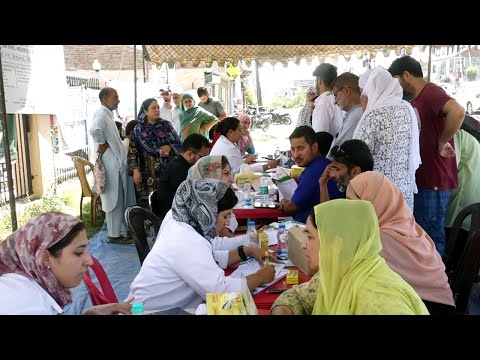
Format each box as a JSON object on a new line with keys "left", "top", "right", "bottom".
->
{"left": 178, "top": 93, "right": 218, "bottom": 140}
{"left": 312, "top": 199, "right": 429, "bottom": 315}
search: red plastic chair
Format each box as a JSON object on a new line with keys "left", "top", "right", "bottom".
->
{"left": 84, "top": 256, "right": 118, "bottom": 305}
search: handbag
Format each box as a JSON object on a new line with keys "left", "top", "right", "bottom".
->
{"left": 92, "top": 153, "right": 106, "bottom": 195}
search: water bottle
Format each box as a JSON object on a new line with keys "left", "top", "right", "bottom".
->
{"left": 277, "top": 223, "right": 288, "bottom": 261}
{"left": 259, "top": 176, "right": 268, "bottom": 207}
{"left": 274, "top": 146, "right": 282, "bottom": 159}
{"left": 132, "top": 302, "right": 145, "bottom": 315}
{"left": 246, "top": 221, "right": 258, "bottom": 248}
{"left": 243, "top": 180, "right": 253, "bottom": 208}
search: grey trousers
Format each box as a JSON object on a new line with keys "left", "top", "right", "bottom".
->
{"left": 105, "top": 173, "right": 127, "bottom": 238}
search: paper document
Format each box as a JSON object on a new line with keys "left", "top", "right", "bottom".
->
{"left": 230, "top": 262, "right": 288, "bottom": 295}
{"left": 269, "top": 221, "right": 305, "bottom": 230}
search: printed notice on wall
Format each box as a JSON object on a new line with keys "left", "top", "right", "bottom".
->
{"left": 1, "top": 45, "right": 67, "bottom": 114}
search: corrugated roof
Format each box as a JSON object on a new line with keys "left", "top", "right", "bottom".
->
{"left": 143, "top": 45, "right": 417, "bottom": 68}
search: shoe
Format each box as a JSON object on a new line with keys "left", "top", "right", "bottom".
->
{"left": 107, "top": 236, "right": 133, "bottom": 245}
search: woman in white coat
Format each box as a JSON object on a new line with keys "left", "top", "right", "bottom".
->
{"left": 128, "top": 179, "right": 275, "bottom": 311}
{"left": 210, "top": 117, "right": 278, "bottom": 174}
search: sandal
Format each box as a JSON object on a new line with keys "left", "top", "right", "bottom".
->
{"left": 107, "top": 236, "right": 133, "bottom": 245}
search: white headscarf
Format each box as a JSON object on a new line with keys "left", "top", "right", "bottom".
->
{"left": 353, "top": 66, "right": 421, "bottom": 192}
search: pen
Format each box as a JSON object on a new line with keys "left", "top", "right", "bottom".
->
{"left": 265, "top": 251, "right": 269, "bottom": 265}
{"left": 267, "top": 288, "right": 288, "bottom": 294}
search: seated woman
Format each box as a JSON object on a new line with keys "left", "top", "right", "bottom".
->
{"left": 210, "top": 117, "right": 278, "bottom": 174}
{"left": 129, "top": 98, "right": 182, "bottom": 205}
{"left": 187, "top": 155, "right": 238, "bottom": 237}
{"left": 346, "top": 171, "right": 455, "bottom": 314}
{"left": 237, "top": 113, "right": 255, "bottom": 155}
{"left": 178, "top": 93, "right": 218, "bottom": 141}
{"left": 270, "top": 199, "right": 429, "bottom": 315}
{"left": 128, "top": 179, "right": 275, "bottom": 311}
{"left": 0, "top": 213, "right": 132, "bottom": 315}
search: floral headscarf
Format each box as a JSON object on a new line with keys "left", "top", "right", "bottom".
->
{"left": 187, "top": 155, "right": 224, "bottom": 181}
{"left": 172, "top": 179, "right": 228, "bottom": 241}
{"left": 0, "top": 212, "right": 82, "bottom": 308}
{"left": 296, "top": 87, "right": 316, "bottom": 127}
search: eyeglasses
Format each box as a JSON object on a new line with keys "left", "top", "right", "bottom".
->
{"left": 331, "top": 87, "right": 345, "bottom": 99}
{"left": 161, "top": 93, "right": 171, "bottom": 96}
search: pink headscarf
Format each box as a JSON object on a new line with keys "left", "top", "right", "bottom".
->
{"left": 346, "top": 171, "right": 454, "bottom": 306}
{"left": 0, "top": 212, "right": 82, "bottom": 308}
{"left": 237, "top": 113, "right": 252, "bottom": 153}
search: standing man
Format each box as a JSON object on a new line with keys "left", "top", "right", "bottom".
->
{"left": 170, "top": 88, "right": 183, "bottom": 134}
{"left": 89, "top": 87, "right": 136, "bottom": 244}
{"left": 311, "top": 63, "right": 343, "bottom": 138}
{"left": 327, "top": 72, "right": 363, "bottom": 159}
{"left": 388, "top": 56, "right": 465, "bottom": 255}
{"left": 197, "top": 87, "right": 227, "bottom": 122}
{"left": 159, "top": 86, "right": 174, "bottom": 122}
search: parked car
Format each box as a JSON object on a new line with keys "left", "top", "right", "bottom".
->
{"left": 453, "top": 82, "right": 480, "bottom": 114}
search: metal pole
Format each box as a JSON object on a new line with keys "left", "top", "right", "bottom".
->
{"left": 0, "top": 52, "right": 18, "bottom": 231}
{"left": 254, "top": 60, "right": 262, "bottom": 106}
{"left": 427, "top": 45, "right": 432, "bottom": 82}
{"left": 134, "top": 45, "right": 138, "bottom": 118}
{"left": 142, "top": 57, "right": 147, "bottom": 83}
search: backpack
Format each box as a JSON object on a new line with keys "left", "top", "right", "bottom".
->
{"left": 461, "top": 115, "right": 480, "bottom": 143}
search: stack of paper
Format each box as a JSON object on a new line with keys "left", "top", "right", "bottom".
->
{"left": 230, "top": 262, "right": 287, "bottom": 295}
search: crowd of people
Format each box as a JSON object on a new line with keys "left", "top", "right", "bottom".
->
{"left": 1, "top": 54, "right": 478, "bottom": 315}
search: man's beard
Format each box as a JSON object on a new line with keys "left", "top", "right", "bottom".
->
{"left": 336, "top": 182, "right": 347, "bottom": 193}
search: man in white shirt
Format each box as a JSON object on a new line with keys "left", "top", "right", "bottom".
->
{"left": 311, "top": 63, "right": 343, "bottom": 138}
{"left": 170, "top": 89, "right": 182, "bottom": 134}
{"left": 159, "top": 87, "right": 174, "bottom": 122}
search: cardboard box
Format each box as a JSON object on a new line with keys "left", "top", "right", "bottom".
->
{"left": 235, "top": 173, "right": 261, "bottom": 188}
{"left": 287, "top": 225, "right": 317, "bottom": 276}
{"left": 286, "top": 269, "right": 299, "bottom": 284}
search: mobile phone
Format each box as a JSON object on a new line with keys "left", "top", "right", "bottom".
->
{"left": 267, "top": 288, "right": 288, "bottom": 294}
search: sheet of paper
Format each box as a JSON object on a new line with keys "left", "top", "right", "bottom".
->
{"left": 230, "top": 262, "right": 287, "bottom": 295}
{"left": 276, "top": 178, "right": 297, "bottom": 200}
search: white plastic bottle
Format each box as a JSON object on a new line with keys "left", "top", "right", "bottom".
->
{"left": 243, "top": 180, "right": 253, "bottom": 208}
{"left": 259, "top": 176, "right": 268, "bottom": 207}
{"left": 277, "top": 223, "right": 288, "bottom": 261}
{"left": 246, "top": 221, "right": 258, "bottom": 248}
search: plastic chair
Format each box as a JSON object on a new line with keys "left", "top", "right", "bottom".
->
{"left": 443, "top": 203, "right": 480, "bottom": 314}
{"left": 84, "top": 255, "right": 118, "bottom": 305}
{"left": 71, "top": 156, "right": 103, "bottom": 227}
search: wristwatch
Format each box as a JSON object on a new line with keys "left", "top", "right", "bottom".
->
{"left": 237, "top": 245, "right": 248, "bottom": 261}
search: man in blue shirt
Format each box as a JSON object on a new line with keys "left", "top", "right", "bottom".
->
{"left": 279, "top": 126, "right": 343, "bottom": 223}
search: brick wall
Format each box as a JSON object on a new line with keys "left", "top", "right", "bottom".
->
{"left": 64, "top": 45, "right": 144, "bottom": 71}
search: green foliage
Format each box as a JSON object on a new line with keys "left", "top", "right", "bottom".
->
{"left": 466, "top": 66, "right": 478, "bottom": 81}
{"left": 269, "top": 90, "right": 306, "bottom": 109}
{"left": 241, "top": 79, "right": 256, "bottom": 106}
{"left": 0, "top": 180, "right": 103, "bottom": 241}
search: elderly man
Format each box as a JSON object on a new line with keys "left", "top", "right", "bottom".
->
{"left": 327, "top": 72, "right": 363, "bottom": 159}
{"left": 89, "top": 87, "right": 136, "bottom": 244}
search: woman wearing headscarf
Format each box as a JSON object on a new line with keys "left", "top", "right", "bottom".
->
{"left": 352, "top": 66, "right": 421, "bottom": 210}
{"left": 128, "top": 179, "right": 275, "bottom": 311}
{"left": 347, "top": 171, "right": 455, "bottom": 314}
{"left": 178, "top": 93, "right": 218, "bottom": 141}
{"left": 271, "top": 199, "right": 429, "bottom": 315}
{"left": 296, "top": 87, "right": 317, "bottom": 127}
{"left": 237, "top": 113, "right": 256, "bottom": 154}
{"left": 187, "top": 155, "right": 239, "bottom": 236}
{"left": 0, "top": 213, "right": 132, "bottom": 315}
{"left": 129, "top": 98, "right": 182, "bottom": 203}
